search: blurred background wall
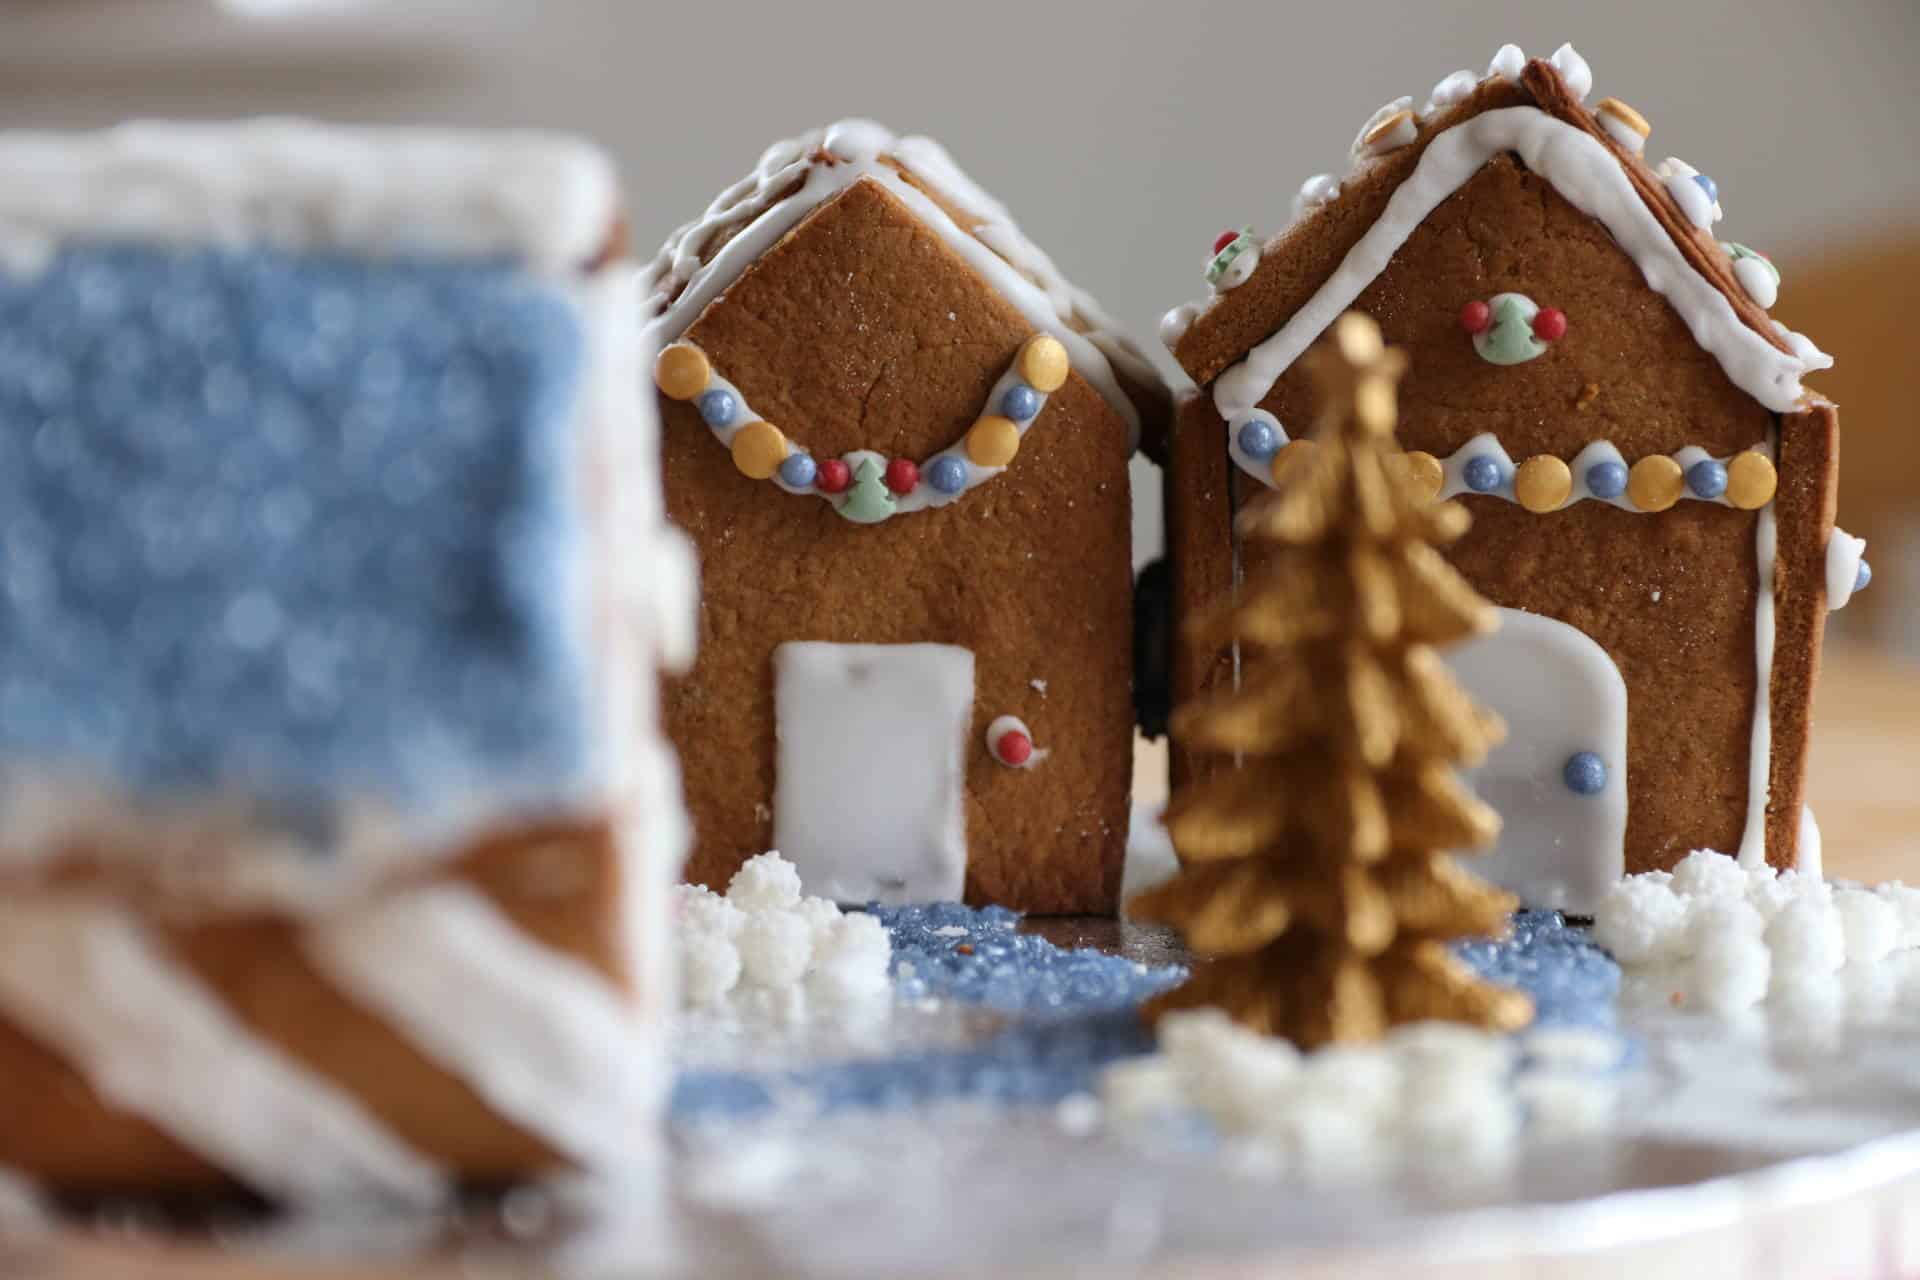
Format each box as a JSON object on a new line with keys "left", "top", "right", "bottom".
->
{"left": 4, "top": 0, "right": 1916, "bottom": 641}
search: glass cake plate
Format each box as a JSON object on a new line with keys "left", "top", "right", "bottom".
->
{"left": 15, "top": 917, "right": 1920, "bottom": 1279}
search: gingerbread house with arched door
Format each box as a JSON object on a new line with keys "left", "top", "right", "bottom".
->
{"left": 1160, "top": 45, "right": 1865, "bottom": 914}
{"left": 643, "top": 121, "right": 1170, "bottom": 915}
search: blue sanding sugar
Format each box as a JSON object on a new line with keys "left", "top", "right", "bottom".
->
{"left": 671, "top": 905, "right": 1626, "bottom": 1123}
{"left": 1455, "top": 909, "right": 1622, "bottom": 1032}
{"left": 0, "top": 243, "right": 594, "bottom": 824}
{"left": 876, "top": 902, "right": 1182, "bottom": 1016}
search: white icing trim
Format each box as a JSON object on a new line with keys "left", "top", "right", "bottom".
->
{"left": 1827, "top": 528, "right": 1867, "bottom": 611}
{"left": 1738, "top": 471, "right": 1778, "bottom": 869}
{"left": 675, "top": 340, "right": 1052, "bottom": 518}
{"left": 0, "top": 121, "right": 618, "bottom": 278}
{"left": 1798, "top": 805, "right": 1824, "bottom": 881}
{"left": 305, "top": 883, "right": 662, "bottom": 1175}
{"left": 1548, "top": 43, "right": 1593, "bottom": 102}
{"left": 1487, "top": 43, "right": 1527, "bottom": 82}
{"left": 1209, "top": 107, "right": 1828, "bottom": 420}
{"left": 638, "top": 121, "right": 1151, "bottom": 438}
{"left": 0, "top": 901, "right": 446, "bottom": 1204}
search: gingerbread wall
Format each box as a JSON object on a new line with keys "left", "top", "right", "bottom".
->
{"left": 660, "top": 178, "right": 1136, "bottom": 914}
{"left": 1174, "top": 154, "right": 1832, "bottom": 874}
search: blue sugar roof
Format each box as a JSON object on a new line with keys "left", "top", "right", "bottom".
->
{"left": 0, "top": 243, "right": 596, "bottom": 832}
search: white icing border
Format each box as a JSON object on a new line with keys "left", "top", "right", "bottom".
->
{"left": 638, "top": 120, "right": 1151, "bottom": 440}
{"left": 305, "top": 883, "right": 663, "bottom": 1175}
{"left": 0, "top": 901, "right": 446, "bottom": 1204}
{"left": 1827, "top": 528, "right": 1867, "bottom": 611}
{"left": 1739, "top": 484, "right": 1778, "bottom": 868}
{"left": 0, "top": 120, "right": 619, "bottom": 278}
{"left": 1210, "top": 107, "right": 1827, "bottom": 420}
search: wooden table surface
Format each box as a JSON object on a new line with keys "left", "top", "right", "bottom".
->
{"left": 9, "top": 645, "right": 1920, "bottom": 1279}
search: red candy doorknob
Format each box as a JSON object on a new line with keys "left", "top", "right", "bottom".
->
{"left": 884, "top": 458, "right": 919, "bottom": 495}
{"left": 1531, "top": 307, "right": 1568, "bottom": 341}
{"left": 987, "top": 714, "right": 1040, "bottom": 769}
{"left": 1458, "top": 299, "right": 1492, "bottom": 335}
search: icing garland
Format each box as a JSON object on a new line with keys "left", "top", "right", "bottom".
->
{"left": 1231, "top": 425, "right": 1779, "bottom": 515}
{"left": 655, "top": 334, "right": 1066, "bottom": 524}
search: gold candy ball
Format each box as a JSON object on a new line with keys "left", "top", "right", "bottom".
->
{"left": 965, "top": 415, "right": 1022, "bottom": 467}
{"left": 1725, "top": 451, "right": 1778, "bottom": 510}
{"left": 1270, "top": 438, "right": 1318, "bottom": 487}
{"left": 1398, "top": 451, "right": 1444, "bottom": 503}
{"left": 730, "top": 421, "right": 787, "bottom": 479}
{"left": 654, "top": 343, "right": 711, "bottom": 401}
{"left": 1628, "top": 455, "right": 1684, "bottom": 512}
{"left": 1515, "top": 455, "right": 1573, "bottom": 513}
{"left": 1018, "top": 335, "right": 1070, "bottom": 393}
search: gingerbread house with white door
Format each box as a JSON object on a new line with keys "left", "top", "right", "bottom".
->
{"left": 1160, "top": 46, "right": 1863, "bottom": 913}
{"left": 642, "top": 121, "right": 1170, "bottom": 915}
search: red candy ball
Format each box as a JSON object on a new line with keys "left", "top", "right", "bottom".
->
{"left": 1458, "top": 300, "right": 1491, "bottom": 334}
{"left": 884, "top": 458, "right": 920, "bottom": 495}
{"left": 1212, "top": 229, "right": 1239, "bottom": 254}
{"left": 1532, "top": 307, "right": 1568, "bottom": 341}
{"left": 995, "top": 730, "right": 1033, "bottom": 767}
{"left": 816, "top": 458, "right": 852, "bottom": 494}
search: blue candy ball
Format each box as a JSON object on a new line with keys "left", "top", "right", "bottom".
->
{"left": 1586, "top": 460, "right": 1629, "bottom": 500}
{"left": 927, "top": 455, "right": 969, "bottom": 495}
{"left": 1686, "top": 458, "right": 1728, "bottom": 500}
{"left": 1693, "top": 172, "right": 1719, "bottom": 204}
{"left": 1856, "top": 559, "right": 1873, "bottom": 594}
{"left": 1563, "top": 751, "right": 1608, "bottom": 796}
{"left": 697, "top": 388, "right": 738, "bottom": 428}
{"left": 1236, "top": 418, "right": 1280, "bottom": 461}
{"left": 1463, "top": 455, "right": 1506, "bottom": 494}
{"left": 778, "top": 453, "right": 818, "bottom": 489}
{"left": 999, "top": 383, "right": 1044, "bottom": 422}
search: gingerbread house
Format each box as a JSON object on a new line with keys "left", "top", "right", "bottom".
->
{"left": 0, "top": 121, "right": 695, "bottom": 1199}
{"left": 642, "top": 121, "right": 1170, "bottom": 915}
{"left": 1160, "top": 46, "right": 1862, "bottom": 914}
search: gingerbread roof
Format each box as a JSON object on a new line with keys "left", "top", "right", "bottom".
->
{"left": 0, "top": 121, "right": 655, "bottom": 899}
{"left": 0, "top": 120, "right": 620, "bottom": 276}
{"left": 1164, "top": 44, "right": 1832, "bottom": 420}
{"left": 639, "top": 120, "right": 1166, "bottom": 441}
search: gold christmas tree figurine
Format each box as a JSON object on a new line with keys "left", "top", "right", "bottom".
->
{"left": 1131, "top": 312, "right": 1533, "bottom": 1048}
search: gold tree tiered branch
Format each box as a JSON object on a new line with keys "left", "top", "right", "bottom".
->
{"left": 1131, "top": 312, "right": 1534, "bottom": 1047}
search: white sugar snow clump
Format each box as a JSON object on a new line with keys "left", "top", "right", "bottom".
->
{"left": 1593, "top": 874, "right": 1688, "bottom": 964}
{"left": 1596, "top": 847, "right": 1920, "bottom": 1020}
{"left": 676, "top": 851, "right": 892, "bottom": 1013}
{"left": 725, "top": 850, "right": 804, "bottom": 913}
{"left": 1100, "top": 1011, "right": 1620, "bottom": 1181}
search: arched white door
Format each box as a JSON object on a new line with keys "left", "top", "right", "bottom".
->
{"left": 1445, "top": 608, "right": 1627, "bottom": 915}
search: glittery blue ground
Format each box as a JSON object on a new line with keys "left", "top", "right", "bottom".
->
{"left": 669, "top": 906, "right": 1621, "bottom": 1123}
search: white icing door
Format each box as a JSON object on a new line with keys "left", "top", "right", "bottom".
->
{"left": 772, "top": 642, "right": 973, "bottom": 904}
{"left": 1445, "top": 608, "right": 1627, "bottom": 915}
